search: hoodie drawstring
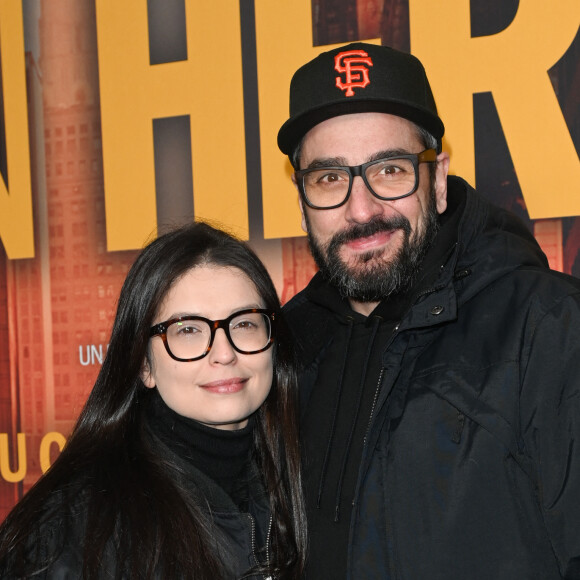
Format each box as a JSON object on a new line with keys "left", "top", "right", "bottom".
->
{"left": 316, "top": 317, "right": 354, "bottom": 509}
{"left": 332, "top": 315, "right": 381, "bottom": 522}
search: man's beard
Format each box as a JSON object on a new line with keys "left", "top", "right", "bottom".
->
{"left": 305, "top": 189, "right": 440, "bottom": 303}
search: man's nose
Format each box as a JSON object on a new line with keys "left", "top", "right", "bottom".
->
{"left": 344, "top": 175, "right": 384, "bottom": 224}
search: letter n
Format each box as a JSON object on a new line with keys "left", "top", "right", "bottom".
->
{"left": 0, "top": 1, "right": 34, "bottom": 259}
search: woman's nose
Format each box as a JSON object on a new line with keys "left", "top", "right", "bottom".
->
{"left": 207, "top": 328, "right": 237, "bottom": 364}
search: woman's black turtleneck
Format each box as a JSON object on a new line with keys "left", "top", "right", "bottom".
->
{"left": 145, "top": 389, "right": 255, "bottom": 509}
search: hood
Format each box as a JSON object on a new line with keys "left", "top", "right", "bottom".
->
{"left": 285, "top": 176, "right": 549, "bottom": 359}
{"left": 448, "top": 176, "right": 548, "bottom": 306}
{"left": 300, "top": 176, "right": 548, "bottom": 312}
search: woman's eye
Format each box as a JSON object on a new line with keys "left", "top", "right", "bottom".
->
{"left": 176, "top": 324, "right": 202, "bottom": 335}
{"left": 233, "top": 320, "right": 256, "bottom": 331}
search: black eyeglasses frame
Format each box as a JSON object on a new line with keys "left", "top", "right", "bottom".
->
{"left": 294, "top": 148, "right": 437, "bottom": 210}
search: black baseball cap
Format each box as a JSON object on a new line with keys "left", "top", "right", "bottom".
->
{"left": 277, "top": 42, "right": 444, "bottom": 157}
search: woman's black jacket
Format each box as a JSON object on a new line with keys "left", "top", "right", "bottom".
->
{"left": 0, "top": 417, "right": 272, "bottom": 579}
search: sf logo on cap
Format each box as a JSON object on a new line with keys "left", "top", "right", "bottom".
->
{"left": 334, "top": 50, "right": 373, "bottom": 97}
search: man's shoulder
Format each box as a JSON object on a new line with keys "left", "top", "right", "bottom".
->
{"left": 282, "top": 281, "right": 338, "bottom": 361}
{"left": 283, "top": 288, "right": 329, "bottom": 331}
{"left": 282, "top": 273, "right": 330, "bottom": 319}
{"left": 512, "top": 265, "right": 580, "bottom": 307}
{"left": 283, "top": 286, "right": 314, "bottom": 317}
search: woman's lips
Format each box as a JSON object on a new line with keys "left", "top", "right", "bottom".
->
{"left": 199, "top": 378, "right": 247, "bottom": 394}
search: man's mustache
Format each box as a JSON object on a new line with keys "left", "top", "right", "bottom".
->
{"left": 328, "top": 216, "right": 411, "bottom": 249}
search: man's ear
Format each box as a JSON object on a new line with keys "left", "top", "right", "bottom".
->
{"left": 298, "top": 197, "right": 308, "bottom": 234}
{"left": 140, "top": 358, "right": 156, "bottom": 389}
{"left": 291, "top": 171, "right": 298, "bottom": 189}
{"left": 434, "top": 152, "right": 450, "bottom": 215}
{"left": 292, "top": 173, "right": 309, "bottom": 234}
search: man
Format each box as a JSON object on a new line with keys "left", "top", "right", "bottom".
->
{"left": 277, "top": 42, "right": 580, "bottom": 579}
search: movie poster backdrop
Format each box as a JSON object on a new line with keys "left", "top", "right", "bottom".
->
{"left": 0, "top": 0, "right": 578, "bottom": 518}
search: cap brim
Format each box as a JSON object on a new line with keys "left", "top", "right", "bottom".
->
{"left": 277, "top": 99, "right": 445, "bottom": 156}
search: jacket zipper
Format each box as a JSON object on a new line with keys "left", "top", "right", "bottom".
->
{"left": 247, "top": 513, "right": 257, "bottom": 564}
{"left": 247, "top": 512, "right": 274, "bottom": 579}
{"left": 265, "top": 514, "right": 273, "bottom": 579}
{"left": 363, "top": 366, "right": 385, "bottom": 445}
{"left": 347, "top": 365, "right": 390, "bottom": 578}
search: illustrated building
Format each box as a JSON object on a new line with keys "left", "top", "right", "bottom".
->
{"left": 0, "top": 0, "right": 137, "bottom": 518}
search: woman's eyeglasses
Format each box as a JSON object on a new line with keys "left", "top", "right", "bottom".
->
{"left": 149, "top": 308, "right": 276, "bottom": 362}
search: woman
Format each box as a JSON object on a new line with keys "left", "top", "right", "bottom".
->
{"left": 0, "top": 223, "right": 306, "bottom": 579}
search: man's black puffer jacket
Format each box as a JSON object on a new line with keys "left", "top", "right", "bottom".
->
{"left": 285, "top": 176, "right": 580, "bottom": 579}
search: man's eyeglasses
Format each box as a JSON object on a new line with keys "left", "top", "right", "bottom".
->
{"left": 294, "top": 149, "right": 437, "bottom": 210}
{"left": 149, "top": 309, "right": 276, "bottom": 362}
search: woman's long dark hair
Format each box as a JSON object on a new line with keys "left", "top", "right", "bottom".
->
{"left": 0, "top": 222, "right": 306, "bottom": 578}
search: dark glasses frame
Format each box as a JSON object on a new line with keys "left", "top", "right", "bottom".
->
{"left": 294, "top": 148, "right": 437, "bottom": 210}
{"left": 149, "top": 308, "right": 276, "bottom": 362}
